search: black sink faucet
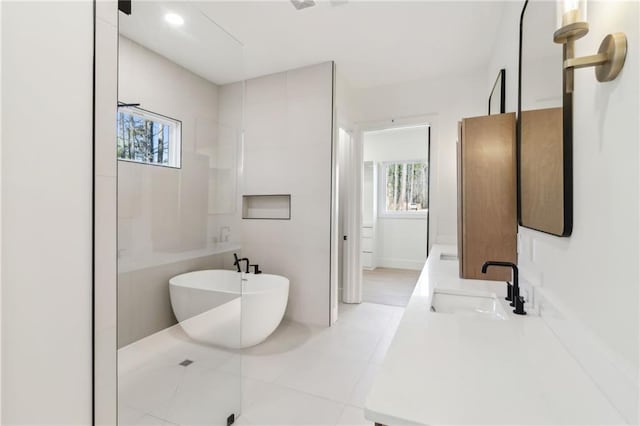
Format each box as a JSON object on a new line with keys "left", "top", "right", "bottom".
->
{"left": 481, "top": 261, "right": 526, "bottom": 315}
{"left": 233, "top": 253, "right": 249, "bottom": 274}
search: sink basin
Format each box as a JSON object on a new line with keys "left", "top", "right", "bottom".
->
{"left": 430, "top": 290, "right": 508, "bottom": 320}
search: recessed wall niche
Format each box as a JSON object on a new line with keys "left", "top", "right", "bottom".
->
{"left": 242, "top": 194, "right": 291, "bottom": 220}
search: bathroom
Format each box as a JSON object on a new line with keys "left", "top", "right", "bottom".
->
{"left": 1, "top": 1, "right": 638, "bottom": 425}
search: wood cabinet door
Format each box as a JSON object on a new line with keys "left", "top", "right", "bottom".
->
{"left": 460, "top": 113, "right": 517, "bottom": 281}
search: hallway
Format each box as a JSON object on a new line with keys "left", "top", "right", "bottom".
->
{"left": 362, "top": 268, "right": 421, "bottom": 307}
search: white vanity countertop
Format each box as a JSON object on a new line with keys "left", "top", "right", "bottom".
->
{"left": 364, "top": 244, "right": 625, "bottom": 425}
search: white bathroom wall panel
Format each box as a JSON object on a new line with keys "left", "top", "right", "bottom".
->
{"left": 240, "top": 62, "right": 334, "bottom": 326}
{"left": 1, "top": 2, "right": 94, "bottom": 423}
{"left": 376, "top": 218, "right": 427, "bottom": 270}
{"left": 351, "top": 70, "right": 487, "bottom": 249}
{"left": 363, "top": 126, "right": 429, "bottom": 162}
{"left": 488, "top": 2, "right": 639, "bottom": 423}
{"left": 210, "top": 81, "right": 245, "bottom": 249}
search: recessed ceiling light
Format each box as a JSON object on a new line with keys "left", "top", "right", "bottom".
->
{"left": 165, "top": 13, "right": 184, "bottom": 26}
{"left": 290, "top": 0, "right": 316, "bottom": 10}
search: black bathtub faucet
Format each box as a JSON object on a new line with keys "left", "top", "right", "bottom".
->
{"left": 233, "top": 253, "right": 249, "bottom": 273}
{"left": 481, "top": 261, "right": 526, "bottom": 315}
{"left": 233, "top": 253, "right": 262, "bottom": 274}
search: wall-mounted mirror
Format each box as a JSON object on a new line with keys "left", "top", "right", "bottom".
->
{"left": 488, "top": 68, "right": 505, "bottom": 115}
{"left": 518, "top": 0, "right": 572, "bottom": 236}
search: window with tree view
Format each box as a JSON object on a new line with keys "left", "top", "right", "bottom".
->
{"left": 383, "top": 161, "right": 428, "bottom": 214}
{"left": 117, "top": 107, "right": 181, "bottom": 168}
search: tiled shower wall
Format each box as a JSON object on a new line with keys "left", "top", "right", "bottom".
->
{"left": 116, "top": 36, "right": 241, "bottom": 347}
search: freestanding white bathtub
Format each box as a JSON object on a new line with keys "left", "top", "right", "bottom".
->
{"left": 169, "top": 270, "right": 289, "bottom": 349}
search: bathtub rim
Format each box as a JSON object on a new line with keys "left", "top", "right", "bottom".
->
{"left": 169, "top": 269, "right": 289, "bottom": 296}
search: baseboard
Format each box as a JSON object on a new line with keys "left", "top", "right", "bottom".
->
{"left": 376, "top": 258, "right": 424, "bottom": 271}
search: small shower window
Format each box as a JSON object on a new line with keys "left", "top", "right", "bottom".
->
{"left": 117, "top": 107, "right": 182, "bottom": 168}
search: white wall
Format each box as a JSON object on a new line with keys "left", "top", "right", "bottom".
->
{"left": 488, "top": 1, "right": 639, "bottom": 423}
{"left": 239, "top": 62, "right": 334, "bottom": 326}
{"left": 1, "top": 2, "right": 94, "bottom": 423}
{"left": 363, "top": 126, "right": 429, "bottom": 163}
{"left": 351, "top": 69, "right": 487, "bottom": 250}
{"left": 363, "top": 126, "right": 429, "bottom": 270}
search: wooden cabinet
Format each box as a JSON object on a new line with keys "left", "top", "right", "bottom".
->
{"left": 457, "top": 113, "right": 517, "bottom": 281}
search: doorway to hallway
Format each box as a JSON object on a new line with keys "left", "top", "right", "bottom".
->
{"left": 359, "top": 124, "right": 430, "bottom": 307}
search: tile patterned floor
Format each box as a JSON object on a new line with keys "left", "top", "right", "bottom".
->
{"left": 362, "top": 268, "right": 421, "bottom": 307}
{"left": 118, "top": 302, "right": 404, "bottom": 426}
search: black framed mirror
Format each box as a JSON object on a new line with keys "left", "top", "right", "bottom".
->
{"left": 518, "top": 0, "right": 573, "bottom": 237}
{"left": 488, "top": 68, "right": 505, "bottom": 115}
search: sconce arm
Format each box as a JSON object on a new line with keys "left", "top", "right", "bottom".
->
{"left": 558, "top": 32, "right": 627, "bottom": 83}
{"left": 564, "top": 53, "right": 608, "bottom": 70}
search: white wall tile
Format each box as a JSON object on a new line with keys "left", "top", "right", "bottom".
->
{"left": 239, "top": 62, "right": 334, "bottom": 326}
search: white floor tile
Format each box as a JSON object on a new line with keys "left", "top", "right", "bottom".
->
{"left": 118, "top": 404, "right": 147, "bottom": 425}
{"left": 220, "top": 350, "right": 304, "bottom": 383}
{"left": 336, "top": 303, "right": 403, "bottom": 336}
{"left": 303, "top": 324, "right": 382, "bottom": 362}
{"left": 157, "top": 367, "right": 241, "bottom": 426}
{"left": 349, "top": 363, "right": 381, "bottom": 408}
{"left": 369, "top": 330, "right": 396, "bottom": 366}
{"left": 240, "top": 381, "right": 345, "bottom": 425}
{"left": 119, "top": 360, "right": 186, "bottom": 415}
{"left": 362, "top": 268, "right": 420, "bottom": 307}
{"left": 161, "top": 340, "right": 234, "bottom": 372}
{"left": 336, "top": 406, "right": 371, "bottom": 426}
{"left": 219, "top": 321, "right": 324, "bottom": 383}
{"left": 241, "top": 320, "right": 324, "bottom": 356}
{"left": 118, "top": 302, "right": 405, "bottom": 426}
{"left": 234, "top": 415, "right": 254, "bottom": 425}
{"left": 136, "top": 414, "right": 178, "bottom": 425}
{"left": 275, "top": 355, "right": 368, "bottom": 404}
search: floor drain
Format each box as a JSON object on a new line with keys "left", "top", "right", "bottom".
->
{"left": 179, "top": 359, "right": 194, "bottom": 367}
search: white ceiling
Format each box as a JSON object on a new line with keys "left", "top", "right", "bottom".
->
{"left": 120, "top": 1, "right": 507, "bottom": 88}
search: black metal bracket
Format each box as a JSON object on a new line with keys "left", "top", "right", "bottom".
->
{"left": 118, "top": 0, "right": 131, "bottom": 15}
{"left": 117, "top": 102, "right": 140, "bottom": 108}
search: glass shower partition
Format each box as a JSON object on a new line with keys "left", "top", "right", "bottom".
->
{"left": 116, "top": 2, "right": 245, "bottom": 425}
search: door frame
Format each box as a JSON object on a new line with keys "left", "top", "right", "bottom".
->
{"left": 330, "top": 124, "right": 360, "bottom": 324}
{"left": 346, "top": 114, "right": 437, "bottom": 300}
